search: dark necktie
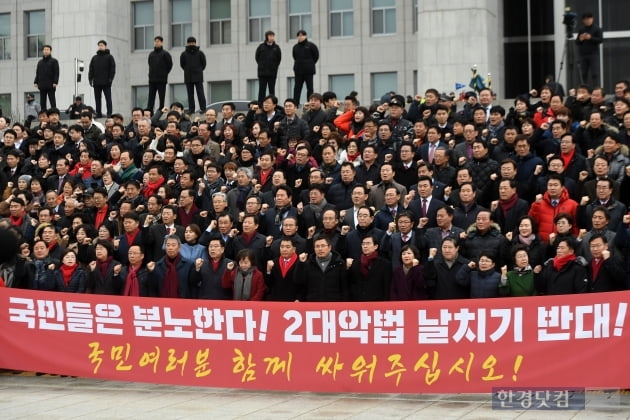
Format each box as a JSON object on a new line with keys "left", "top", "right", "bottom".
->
{"left": 422, "top": 199, "right": 427, "bottom": 217}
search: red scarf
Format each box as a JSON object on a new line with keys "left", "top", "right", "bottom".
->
{"left": 553, "top": 253, "right": 576, "bottom": 271}
{"left": 161, "top": 255, "right": 181, "bottom": 298}
{"left": 98, "top": 256, "right": 113, "bottom": 278}
{"left": 241, "top": 231, "right": 257, "bottom": 246}
{"left": 124, "top": 264, "right": 141, "bottom": 296}
{"left": 561, "top": 148, "right": 575, "bottom": 168}
{"left": 279, "top": 254, "right": 298, "bottom": 278}
{"left": 94, "top": 205, "right": 108, "bottom": 228}
{"left": 591, "top": 258, "right": 604, "bottom": 282}
{"left": 346, "top": 151, "right": 361, "bottom": 162}
{"left": 360, "top": 252, "right": 379, "bottom": 277}
{"left": 47, "top": 240, "right": 58, "bottom": 252}
{"left": 125, "top": 228, "right": 140, "bottom": 247}
{"left": 143, "top": 176, "right": 165, "bottom": 198}
{"left": 9, "top": 214, "right": 24, "bottom": 227}
{"left": 60, "top": 264, "right": 77, "bottom": 286}
{"left": 499, "top": 193, "right": 519, "bottom": 214}
{"left": 259, "top": 168, "right": 272, "bottom": 187}
{"left": 211, "top": 259, "right": 220, "bottom": 271}
{"left": 179, "top": 203, "right": 198, "bottom": 228}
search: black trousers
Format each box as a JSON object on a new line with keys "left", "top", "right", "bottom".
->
{"left": 39, "top": 88, "right": 56, "bottom": 111}
{"left": 579, "top": 53, "right": 600, "bottom": 86}
{"left": 147, "top": 83, "right": 167, "bottom": 111}
{"left": 94, "top": 85, "right": 112, "bottom": 117}
{"left": 293, "top": 72, "right": 314, "bottom": 105}
{"left": 258, "top": 76, "right": 277, "bottom": 104}
{"left": 186, "top": 81, "right": 206, "bottom": 113}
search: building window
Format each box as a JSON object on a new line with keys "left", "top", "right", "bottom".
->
{"left": 0, "top": 93, "right": 10, "bottom": 116}
{"left": 288, "top": 0, "right": 311, "bottom": 38}
{"left": 330, "top": 0, "right": 353, "bottom": 38}
{"left": 248, "top": 0, "right": 271, "bottom": 43}
{"left": 502, "top": 0, "right": 555, "bottom": 98}
{"left": 329, "top": 74, "right": 355, "bottom": 97}
{"left": 171, "top": 0, "right": 192, "bottom": 48}
{"left": 171, "top": 84, "right": 188, "bottom": 107}
{"left": 26, "top": 10, "right": 45, "bottom": 58}
{"left": 371, "top": 0, "right": 396, "bottom": 35}
{"left": 0, "top": 14, "right": 10, "bottom": 60}
{"left": 371, "top": 72, "right": 397, "bottom": 103}
{"left": 209, "top": 0, "right": 231, "bottom": 45}
{"left": 208, "top": 81, "right": 232, "bottom": 103}
{"left": 133, "top": 86, "right": 149, "bottom": 108}
{"left": 247, "top": 79, "right": 259, "bottom": 101}
{"left": 133, "top": 1, "right": 154, "bottom": 51}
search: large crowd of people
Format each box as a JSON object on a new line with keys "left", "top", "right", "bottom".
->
{"left": 1, "top": 76, "right": 630, "bottom": 302}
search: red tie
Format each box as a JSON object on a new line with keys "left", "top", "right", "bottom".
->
{"left": 429, "top": 144, "right": 435, "bottom": 163}
{"left": 422, "top": 199, "right": 427, "bottom": 217}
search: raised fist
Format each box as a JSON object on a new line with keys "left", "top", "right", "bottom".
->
{"left": 227, "top": 261, "right": 235, "bottom": 270}
{"left": 345, "top": 258, "right": 354, "bottom": 269}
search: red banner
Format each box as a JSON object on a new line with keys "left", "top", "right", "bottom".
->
{"left": 1, "top": 288, "right": 629, "bottom": 393}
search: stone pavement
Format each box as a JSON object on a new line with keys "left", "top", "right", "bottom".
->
{"left": 0, "top": 373, "right": 628, "bottom": 419}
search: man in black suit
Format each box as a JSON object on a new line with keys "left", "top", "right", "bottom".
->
{"left": 405, "top": 175, "right": 445, "bottom": 229}
{"left": 394, "top": 142, "right": 418, "bottom": 189}
{"left": 379, "top": 210, "right": 419, "bottom": 269}
{"left": 341, "top": 185, "right": 368, "bottom": 230}
{"left": 420, "top": 205, "right": 465, "bottom": 259}
{"left": 47, "top": 157, "right": 75, "bottom": 194}
{"left": 417, "top": 126, "right": 447, "bottom": 164}
{"left": 298, "top": 184, "right": 335, "bottom": 236}
{"left": 143, "top": 204, "right": 185, "bottom": 262}
{"left": 408, "top": 161, "right": 446, "bottom": 201}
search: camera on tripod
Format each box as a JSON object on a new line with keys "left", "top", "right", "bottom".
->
{"left": 563, "top": 7, "right": 577, "bottom": 39}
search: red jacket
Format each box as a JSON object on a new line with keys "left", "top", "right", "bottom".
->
{"left": 528, "top": 187, "right": 578, "bottom": 243}
{"left": 334, "top": 110, "right": 365, "bottom": 139}
{"left": 221, "top": 267, "right": 265, "bottom": 301}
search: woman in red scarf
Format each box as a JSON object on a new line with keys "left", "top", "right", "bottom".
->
{"left": 338, "top": 139, "right": 363, "bottom": 166}
{"left": 54, "top": 249, "right": 86, "bottom": 293}
{"left": 347, "top": 234, "right": 391, "bottom": 301}
{"left": 534, "top": 237, "right": 588, "bottom": 295}
{"left": 87, "top": 239, "right": 126, "bottom": 295}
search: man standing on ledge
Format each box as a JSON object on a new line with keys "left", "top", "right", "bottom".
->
{"left": 576, "top": 12, "right": 603, "bottom": 86}
{"left": 147, "top": 36, "right": 173, "bottom": 112}
{"left": 292, "top": 30, "right": 319, "bottom": 107}
{"left": 88, "top": 40, "right": 116, "bottom": 118}
{"left": 34, "top": 44, "right": 59, "bottom": 111}
{"left": 180, "top": 36, "right": 206, "bottom": 114}
{"left": 255, "top": 30, "right": 282, "bottom": 105}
